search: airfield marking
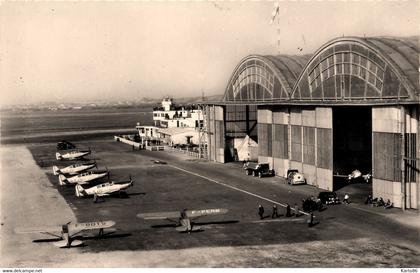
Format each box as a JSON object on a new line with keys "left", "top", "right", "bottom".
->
{"left": 169, "top": 165, "right": 310, "bottom": 216}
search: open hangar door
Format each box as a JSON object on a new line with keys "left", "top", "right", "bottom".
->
{"left": 333, "top": 106, "right": 373, "bottom": 195}
{"left": 224, "top": 105, "right": 258, "bottom": 162}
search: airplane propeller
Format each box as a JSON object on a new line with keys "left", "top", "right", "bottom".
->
{"left": 129, "top": 174, "right": 134, "bottom": 186}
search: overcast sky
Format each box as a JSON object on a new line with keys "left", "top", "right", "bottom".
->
{"left": 0, "top": 1, "right": 418, "bottom": 105}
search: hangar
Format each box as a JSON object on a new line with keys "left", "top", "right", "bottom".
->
{"left": 205, "top": 36, "right": 420, "bottom": 209}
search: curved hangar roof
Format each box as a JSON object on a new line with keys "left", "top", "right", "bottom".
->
{"left": 223, "top": 36, "right": 419, "bottom": 105}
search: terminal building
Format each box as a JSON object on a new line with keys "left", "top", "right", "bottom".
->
{"left": 204, "top": 36, "right": 419, "bottom": 209}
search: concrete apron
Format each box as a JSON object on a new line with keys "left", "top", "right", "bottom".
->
{"left": 0, "top": 145, "right": 77, "bottom": 267}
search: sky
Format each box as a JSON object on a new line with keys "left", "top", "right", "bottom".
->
{"left": 0, "top": 0, "right": 418, "bottom": 105}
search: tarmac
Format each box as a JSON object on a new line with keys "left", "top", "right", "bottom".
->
{"left": 1, "top": 139, "right": 419, "bottom": 267}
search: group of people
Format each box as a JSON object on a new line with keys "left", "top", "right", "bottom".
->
{"left": 258, "top": 203, "right": 316, "bottom": 227}
{"left": 258, "top": 203, "right": 300, "bottom": 220}
{"left": 365, "top": 195, "right": 393, "bottom": 209}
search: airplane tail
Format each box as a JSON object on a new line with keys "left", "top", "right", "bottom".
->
{"left": 75, "top": 184, "right": 87, "bottom": 197}
{"left": 55, "top": 152, "right": 62, "bottom": 161}
{"left": 52, "top": 166, "right": 60, "bottom": 175}
{"left": 59, "top": 174, "right": 68, "bottom": 185}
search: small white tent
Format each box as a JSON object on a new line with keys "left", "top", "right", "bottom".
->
{"left": 235, "top": 135, "right": 258, "bottom": 162}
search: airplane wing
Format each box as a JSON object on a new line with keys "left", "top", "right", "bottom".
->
{"left": 96, "top": 193, "right": 111, "bottom": 197}
{"left": 15, "top": 225, "right": 63, "bottom": 238}
{"left": 137, "top": 211, "right": 181, "bottom": 220}
{"left": 69, "top": 220, "right": 116, "bottom": 232}
{"left": 185, "top": 208, "right": 228, "bottom": 218}
{"left": 15, "top": 225, "right": 62, "bottom": 234}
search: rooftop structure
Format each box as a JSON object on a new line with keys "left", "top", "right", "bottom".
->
{"left": 152, "top": 98, "right": 204, "bottom": 129}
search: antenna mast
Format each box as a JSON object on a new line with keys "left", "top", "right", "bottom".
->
{"left": 270, "top": 2, "right": 281, "bottom": 55}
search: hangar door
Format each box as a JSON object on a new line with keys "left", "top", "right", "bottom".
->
{"left": 288, "top": 107, "right": 333, "bottom": 191}
{"left": 315, "top": 108, "right": 333, "bottom": 191}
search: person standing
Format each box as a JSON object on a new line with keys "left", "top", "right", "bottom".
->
{"left": 258, "top": 204, "right": 265, "bottom": 220}
{"left": 294, "top": 203, "right": 300, "bottom": 217}
{"left": 307, "top": 213, "right": 314, "bottom": 227}
{"left": 285, "top": 203, "right": 291, "bottom": 217}
{"left": 343, "top": 193, "right": 350, "bottom": 204}
{"left": 271, "top": 204, "right": 278, "bottom": 218}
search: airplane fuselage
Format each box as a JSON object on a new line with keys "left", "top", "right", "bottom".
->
{"left": 59, "top": 171, "right": 108, "bottom": 185}
{"left": 76, "top": 181, "right": 133, "bottom": 197}
{"left": 56, "top": 150, "right": 90, "bottom": 161}
{"left": 54, "top": 163, "right": 96, "bottom": 175}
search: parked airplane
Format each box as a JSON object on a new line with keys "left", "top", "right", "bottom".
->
{"left": 137, "top": 208, "right": 228, "bottom": 233}
{"left": 75, "top": 176, "right": 134, "bottom": 202}
{"left": 15, "top": 220, "right": 116, "bottom": 248}
{"left": 53, "top": 161, "right": 97, "bottom": 176}
{"left": 56, "top": 149, "right": 91, "bottom": 161}
{"left": 59, "top": 169, "right": 108, "bottom": 185}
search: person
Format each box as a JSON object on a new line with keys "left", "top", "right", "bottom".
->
{"left": 377, "top": 197, "right": 385, "bottom": 207}
{"left": 343, "top": 193, "right": 350, "bottom": 204}
{"left": 271, "top": 204, "right": 278, "bottom": 218}
{"left": 365, "top": 194, "right": 372, "bottom": 205}
{"left": 258, "top": 204, "right": 264, "bottom": 220}
{"left": 294, "top": 203, "right": 300, "bottom": 217}
{"left": 285, "top": 203, "right": 291, "bottom": 217}
{"left": 307, "top": 213, "right": 314, "bottom": 227}
{"left": 384, "top": 199, "right": 393, "bottom": 209}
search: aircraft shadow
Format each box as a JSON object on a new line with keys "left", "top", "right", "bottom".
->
{"left": 194, "top": 220, "right": 240, "bottom": 226}
{"left": 75, "top": 232, "right": 132, "bottom": 241}
{"left": 33, "top": 238, "right": 62, "bottom": 243}
{"left": 126, "top": 192, "right": 146, "bottom": 196}
{"left": 151, "top": 220, "right": 239, "bottom": 229}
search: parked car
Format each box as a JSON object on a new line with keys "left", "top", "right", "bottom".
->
{"left": 287, "top": 169, "right": 306, "bottom": 185}
{"left": 318, "top": 191, "right": 340, "bottom": 205}
{"left": 302, "top": 196, "right": 323, "bottom": 212}
{"left": 56, "top": 140, "right": 76, "bottom": 150}
{"left": 244, "top": 162, "right": 275, "bottom": 178}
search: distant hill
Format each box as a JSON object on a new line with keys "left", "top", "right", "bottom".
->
{"left": 144, "top": 94, "right": 223, "bottom": 105}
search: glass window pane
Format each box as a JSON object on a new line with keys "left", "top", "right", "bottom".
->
{"left": 375, "top": 80, "right": 383, "bottom": 90}
{"left": 328, "top": 56, "right": 334, "bottom": 66}
{"left": 343, "top": 53, "right": 350, "bottom": 62}
{"left": 359, "top": 68, "right": 366, "bottom": 79}
{"left": 360, "top": 56, "right": 367, "bottom": 67}
{"left": 335, "top": 53, "right": 342, "bottom": 64}
{"left": 377, "top": 69, "right": 384, "bottom": 80}
{"left": 368, "top": 72, "right": 375, "bottom": 84}
{"left": 344, "top": 63, "right": 350, "bottom": 74}
{"left": 336, "top": 64, "right": 343, "bottom": 74}
{"left": 329, "top": 67, "right": 335, "bottom": 77}
{"left": 322, "top": 69, "right": 328, "bottom": 80}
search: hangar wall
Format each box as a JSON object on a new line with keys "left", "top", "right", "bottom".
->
{"left": 372, "top": 106, "right": 419, "bottom": 209}
{"left": 206, "top": 105, "right": 225, "bottom": 163}
{"left": 258, "top": 107, "right": 333, "bottom": 191}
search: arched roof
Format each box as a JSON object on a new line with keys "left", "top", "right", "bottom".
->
{"left": 223, "top": 36, "right": 419, "bottom": 105}
{"left": 223, "top": 54, "right": 311, "bottom": 102}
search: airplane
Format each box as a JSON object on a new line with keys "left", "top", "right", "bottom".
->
{"left": 56, "top": 149, "right": 91, "bottom": 161}
{"left": 53, "top": 161, "right": 97, "bottom": 176}
{"left": 137, "top": 208, "right": 228, "bottom": 233}
{"left": 59, "top": 169, "right": 109, "bottom": 185}
{"left": 14, "top": 220, "right": 116, "bottom": 248}
{"left": 75, "top": 176, "right": 134, "bottom": 202}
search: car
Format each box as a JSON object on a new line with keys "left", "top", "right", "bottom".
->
{"left": 244, "top": 162, "right": 275, "bottom": 178}
{"left": 287, "top": 169, "right": 306, "bottom": 185}
{"left": 318, "top": 191, "right": 340, "bottom": 205}
{"left": 302, "top": 196, "right": 323, "bottom": 212}
{"left": 56, "top": 140, "right": 76, "bottom": 150}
